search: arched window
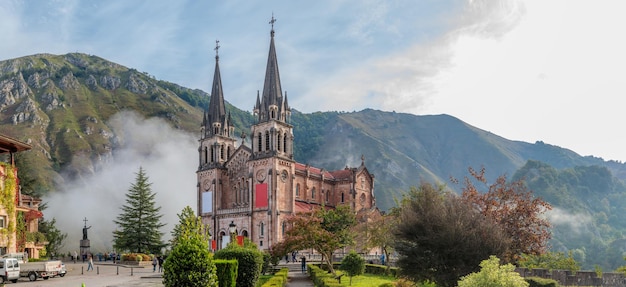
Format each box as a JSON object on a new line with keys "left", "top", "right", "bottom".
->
{"left": 265, "top": 131, "right": 270, "bottom": 151}
{"left": 341, "top": 192, "right": 344, "bottom": 203}
{"left": 283, "top": 133, "right": 288, "bottom": 154}
{"left": 260, "top": 222, "right": 265, "bottom": 236}
{"left": 220, "top": 144, "right": 224, "bottom": 160}
{"left": 257, "top": 132, "right": 262, "bottom": 152}
{"left": 204, "top": 146, "right": 208, "bottom": 164}
{"left": 210, "top": 146, "right": 215, "bottom": 162}
{"left": 277, "top": 133, "right": 282, "bottom": 152}
{"left": 326, "top": 189, "right": 330, "bottom": 202}
{"left": 296, "top": 184, "right": 300, "bottom": 197}
{"left": 311, "top": 187, "right": 316, "bottom": 200}
{"left": 227, "top": 146, "right": 231, "bottom": 160}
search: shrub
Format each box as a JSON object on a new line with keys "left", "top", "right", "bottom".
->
{"left": 215, "top": 259, "right": 238, "bottom": 287}
{"left": 162, "top": 236, "right": 217, "bottom": 287}
{"left": 121, "top": 253, "right": 151, "bottom": 262}
{"left": 458, "top": 256, "right": 529, "bottom": 287}
{"left": 341, "top": 251, "right": 365, "bottom": 285}
{"left": 215, "top": 245, "right": 264, "bottom": 287}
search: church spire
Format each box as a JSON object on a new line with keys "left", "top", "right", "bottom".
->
{"left": 207, "top": 40, "right": 227, "bottom": 136}
{"left": 257, "top": 14, "right": 284, "bottom": 123}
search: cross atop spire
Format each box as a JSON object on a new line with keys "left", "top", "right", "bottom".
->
{"left": 83, "top": 217, "right": 88, "bottom": 228}
{"left": 214, "top": 40, "right": 220, "bottom": 59}
{"left": 269, "top": 13, "right": 277, "bottom": 36}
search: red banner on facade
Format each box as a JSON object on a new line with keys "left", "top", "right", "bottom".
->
{"left": 255, "top": 183, "right": 268, "bottom": 208}
{"left": 211, "top": 240, "right": 216, "bottom": 250}
{"left": 237, "top": 236, "right": 244, "bottom": 246}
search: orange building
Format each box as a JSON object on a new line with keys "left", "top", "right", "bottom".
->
{"left": 197, "top": 22, "right": 377, "bottom": 250}
{"left": 0, "top": 134, "right": 45, "bottom": 258}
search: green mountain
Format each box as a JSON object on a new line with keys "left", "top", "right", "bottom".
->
{"left": 2, "top": 53, "right": 626, "bottom": 269}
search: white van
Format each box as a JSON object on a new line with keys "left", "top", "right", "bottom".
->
{"left": 0, "top": 258, "right": 20, "bottom": 283}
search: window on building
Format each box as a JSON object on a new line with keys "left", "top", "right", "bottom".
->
{"left": 204, "top": 147, "right": 208, "bottom": 164}
{"left": 210, "top": 146, "right": 214, "bottom": 162}
{"left": 283, "top": 133, "right": 288, "bottom": 153}
{"left": 282, "top": 221, "right": 286, "bottom": 235}
{"left": 277, "top": 133, "right": 282, "bottom": 152}
{"left": 0, "top": 216, "right": 5, "bottom": 228}
{"left": 311, "top": 187, "right": 316, "bottom": 200}
{"left": 326, "top": 190, "right": 330, "bottom": 202}
{"left": 260, "top": 222, "right": 265, "bottom": 236}
{"left": 341, "top": 192, "right": 344, "bottom": 203}
{"left": 220, "top": 144, "right": 225, "bottom": 160}
{"left": 260, "top": 241, "right": 263, "bottom": 247}
{"left": 265, "top": 131, "right": 270, "bottom": 151}
{"left": 296, "top": 184, "right": 300, "bottom": 197}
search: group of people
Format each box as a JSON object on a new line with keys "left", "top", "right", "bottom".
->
{"left": 152, "top": 255, "right": 164, "bottom": 272}
{"left": 284, "top": 251, "right": 298, "bottom": 263}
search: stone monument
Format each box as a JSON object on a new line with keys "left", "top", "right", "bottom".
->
{"left": 80, "top": 217, "right": 91, "bottom": 259}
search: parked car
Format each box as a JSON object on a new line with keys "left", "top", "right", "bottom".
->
{"left": 0, "top": 258, "right": 20, "bottom": 283}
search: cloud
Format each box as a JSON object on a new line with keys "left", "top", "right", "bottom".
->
{"left": 43, "top": 111, "right": 197, "bottom": 253}
{"left": 546, "top": 207, "right": 591, "bottom": 235}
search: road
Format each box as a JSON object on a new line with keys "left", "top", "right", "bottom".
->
{"left": 9, "top": 262, "right": 164, "bottom": 287}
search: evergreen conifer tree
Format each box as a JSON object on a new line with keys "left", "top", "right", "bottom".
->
{"left": 113, "top": 167, "right": 165, "bottom": 254}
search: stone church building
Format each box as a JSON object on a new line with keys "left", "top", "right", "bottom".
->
{"left": 197, "top": 22, "right": 376, "bottom": 250}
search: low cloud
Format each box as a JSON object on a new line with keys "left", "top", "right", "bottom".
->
{"left": 546, "top": 207, "right": 591, "bottom": 235}
{"left": 44, "top": 111, "right": 197, "bottom": 254}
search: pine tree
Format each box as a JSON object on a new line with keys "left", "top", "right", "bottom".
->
{"left": 113, "top": 167, "right": 166, "bottom": 254}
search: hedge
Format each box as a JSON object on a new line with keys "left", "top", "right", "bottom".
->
{"left": 215, "top": 246, "right": 264, "bottom": 287}
{"left": 215, "top": 259, "right": 238, "bottom": 287}
{"left": 364, "top": 264, "right": 399, "bottom": 277}
{"left": 260, "top": 268, "right": 289, "bottom": 287}
{"left": 525, "top": 277, "right": 559, "bottom": 287}
{"left": 308, "top": 264, "right": 344, "bottom": 287}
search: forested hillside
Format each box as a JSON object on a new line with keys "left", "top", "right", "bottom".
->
{"left": 514, "top": 160, "right": 626, "bottom": 269}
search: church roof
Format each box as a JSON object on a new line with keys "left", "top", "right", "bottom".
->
{"left": 294, "top": 162, "right": 357, "bottom": 181}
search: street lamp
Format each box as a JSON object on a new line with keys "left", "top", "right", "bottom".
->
{"left": 229, "top": 221, "right": 237, "bottom": 243}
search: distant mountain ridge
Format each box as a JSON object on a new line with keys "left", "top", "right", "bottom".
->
{"left": 2, "top": 53, "right": 626, "bottom": 269}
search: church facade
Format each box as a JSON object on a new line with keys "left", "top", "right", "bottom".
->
{"left": 197, "top": 22, "right": 376, "bottom": 250}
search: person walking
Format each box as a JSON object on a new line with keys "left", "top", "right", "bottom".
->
{"left": 158, "top": 256, "right": 164, "bottom": 273}
{"left": 300, "top": 256, "right": 306, "bottom": 273}
{"left": 152, "top": 256, "right": 158, "bottom": 272}
{"left": 87, "top": 254, "right": 94, "bottom": 271}
{"left": 73, "top": 251, "right": 77, "bottom": 264}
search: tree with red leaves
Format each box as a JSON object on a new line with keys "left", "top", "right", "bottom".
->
{"left": 459, "top": 167, "right": 552, "bottom": 262}
{"left": 273, "top": 205, "right": 356, "bottom": 275}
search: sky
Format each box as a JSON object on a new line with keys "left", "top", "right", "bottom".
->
{"left": 2, "top": 0, "right": 626, "bottom": 163}
{"left": 2, "top": 0, "right": 626, "bottom": 250}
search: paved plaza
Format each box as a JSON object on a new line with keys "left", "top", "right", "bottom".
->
{"left": 10, "top": 262, "right": 163, "bottom": 287}
{"left": 8, "top": 261, "right": 314, "bottom": 287}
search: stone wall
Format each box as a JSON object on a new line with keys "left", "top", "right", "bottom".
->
{"left": 516, "top": 267, "right": 626, "bottom": 287}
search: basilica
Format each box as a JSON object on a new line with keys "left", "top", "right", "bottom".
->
{"left": 197, "top": 21, "right": 377, "bottom": 250}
